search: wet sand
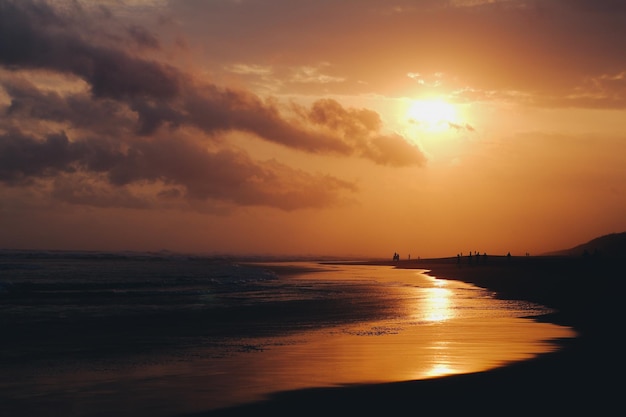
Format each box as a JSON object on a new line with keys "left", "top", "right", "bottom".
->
{"left": 188, "top": 255, "right": 624, "bottom": 416}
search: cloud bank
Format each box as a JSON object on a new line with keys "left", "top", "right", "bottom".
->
{"left": 0, "top": 0, "right": 425, "bottom": 211}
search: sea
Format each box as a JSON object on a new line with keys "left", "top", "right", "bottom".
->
{"left": 0, "top": 250, "right": 576, "bottom": 417}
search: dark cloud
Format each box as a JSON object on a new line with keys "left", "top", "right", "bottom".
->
{"left": 307, "top": 99, "right": 382, "bottom": 136}
{"left": 304, "top": 99, "right": 426, "bottom": 166}
{"left": 0, "top": 129, "right": 357, "bottom": 210}
{"left": 0, "top": 130, "right": 142, "bottom": 187}
{"left": 126, "top": 25, "right": 161, "bottom": 50}
{"left": 0, "top": 1, "right": 181, "bottom": 100}
{"left": 0, "top": 0, "right": 424, "bottom": 160}
{"left": 0, "top": 131, "right": 78, "bottom": 184}
{"left": 50, "top": 174, "right": 153, "bottom": 210}
{"left": 2, "top": 72, "right": 135, "bottom": 136}
{"left": 364, "top": 133, "right": 427, "bottom": 166}
{"left": 0, "top": 0, "right": 426, "bottom": 211}
{"left": 179, "top": 85, "right": 355, "bottom": 155}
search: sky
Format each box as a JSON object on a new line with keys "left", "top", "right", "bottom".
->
{"left": 1, "top": 0, "right": 625, "bottom": 258}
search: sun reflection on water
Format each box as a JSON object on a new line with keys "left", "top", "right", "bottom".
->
{"left": 423, "top": 278, "right": 454, "bottom": 322}
{"left": 426, "top": 363, "right": 455, "bottom": 378}
{"left": 424, "top": 341, "right": 457, "bottom": 378}
{"left": 418, "top": 278, "right": 459, "bottom": 378}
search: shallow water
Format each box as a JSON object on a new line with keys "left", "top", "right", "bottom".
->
{"left": 0, "top": 254, "right": 576, "bottom": 417}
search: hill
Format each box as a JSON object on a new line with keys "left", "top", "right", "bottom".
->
{"left": 544, "top": 232, "right": 626, "bottom": 258}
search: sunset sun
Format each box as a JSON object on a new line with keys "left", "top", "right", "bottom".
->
{"left": 406, "top": 99, "right": 458, "bottom": 132}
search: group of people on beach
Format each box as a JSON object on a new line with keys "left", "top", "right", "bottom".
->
{"left": 392, "top": 252, "right": 417, "bottom": 261}
{"left": 457, "top": 251, "right": 488, "bottom": 264}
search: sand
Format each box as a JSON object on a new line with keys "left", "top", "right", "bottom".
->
{"left": 186, "top": 255, "right": 624, "bottom": 416}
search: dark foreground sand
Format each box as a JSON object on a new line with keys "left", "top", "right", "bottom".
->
{"left": 185, "top": 255, "right": 624, "bottom": 416}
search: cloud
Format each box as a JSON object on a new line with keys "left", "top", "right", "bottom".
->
{"left": 126, "top": 24, "right": 161, "bottom": 49}
{"left": 447, "top": 121, "right": 475, "bottom": 132}
{"left": 50, "top": 173, "right": 154, "bottom": 210}
{"left": 0, "top": 129, "right": 357, "bottom": 210}
{"left": 538, "top": 71, "right": 626, "bottom": 109}
{"left": 1, "top": 0, "right": 423, "bottom": 157}
{"left": 0, "top": 130, "right": 78, "bottom": 184}
{"left": 0, "top": 0, "right": 425, "bottom": 211}
{"left": 304, "top": 98, "right": 426, "bottom": 166}
{"left": 289, "top": 64, "right": 346, "bottom": 84}
{"left": 2, "top": 71, "right": 135, "bottom": 136}
{"left": 228, "top": 63, "right": 273, "bottom": 76}
{"left": 0, "top": 1, "right": 180, "bottom": 99}
{"left": 167, "top": 0, "right": 626, "bottom": 108}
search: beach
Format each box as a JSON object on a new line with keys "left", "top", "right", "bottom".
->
{"left": 192, "top": 255, "right": 624, "bottom": 416}
{"left": 0, "top": 253, "right": 621, "bottom": 416}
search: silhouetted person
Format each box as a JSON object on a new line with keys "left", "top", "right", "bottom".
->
{"left": 507, "top": 251, "right": 511, "bottom": 261}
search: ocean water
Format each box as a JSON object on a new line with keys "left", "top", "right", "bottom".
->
{"left": 0, "top": 251, "right": 575, "bottom": 416}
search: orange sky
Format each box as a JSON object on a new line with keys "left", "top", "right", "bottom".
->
{"left": 1, "top": 0, "right": 625, "bottom": 258}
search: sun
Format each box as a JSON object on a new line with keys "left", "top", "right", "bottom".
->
{"left": 405, "top": 99, "right": 458, "bottom": 132}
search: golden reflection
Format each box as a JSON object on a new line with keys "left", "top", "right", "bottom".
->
{"left": 424, "top": 341, "right": 457, "bottom": 378}
{"left": 426, "top": 363, "right": 455, "bottom": 378}
{"left": 423, "top": 279, "right": 453, "bottom": 322}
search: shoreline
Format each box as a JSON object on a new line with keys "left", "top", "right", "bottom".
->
{"left": 189, "top": 255, "right": 623, "bottom": 416}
